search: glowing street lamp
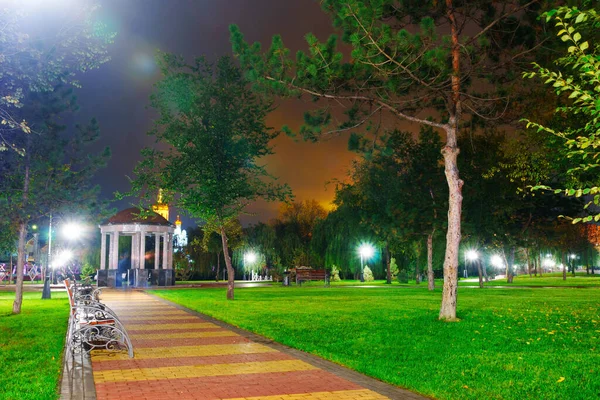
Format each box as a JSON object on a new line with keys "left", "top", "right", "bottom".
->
{"left": 243, "top": 251, "right": 257, "bottom": 281}
{"left": 358, "top": 243, "right": 375, "bottom": 283}
{"left": 490, "top": 255, "right": 503, "bottom": 269}
{"left": 62, "top": 222, "right": 83, "bottom": 241}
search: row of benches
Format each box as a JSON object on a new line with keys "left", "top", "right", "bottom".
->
{"left": 64, "top": 279, "right": 134, "bottom": 358}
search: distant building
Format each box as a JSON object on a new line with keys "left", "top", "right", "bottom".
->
{"left": 152, "top": 189, "right": 169, "bottom": 221}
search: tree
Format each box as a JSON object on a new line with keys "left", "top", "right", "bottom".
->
{"left": 202, "top": 219, "right": 244, "bottom": 282}
{"left": 231, "top": 0, "right": 549, "bottom": 320}
{"left": 0, "top": 2, "right": 115, "bottom": 153}
{"left": 336, "top": 128, "right": 446, "bottom": 288}
{"left": 272, "top": 200, "right": 327, "bottom": 268}
{"left": 129, "top": 55, "right": 290, "bottom": 300}
{"left": 0, "top": 86, "right": 110, "bottom": 314}
{"left": 524, "top": 7, "right": 600, "bottom": 223}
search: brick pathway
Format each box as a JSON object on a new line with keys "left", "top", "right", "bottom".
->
{"left": 90, "top": 290, "right": 423, "bottom": 400}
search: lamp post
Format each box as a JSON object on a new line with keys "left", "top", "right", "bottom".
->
{"left": 41, "top": 215, "right": 53, "bottom": 299}
{"left": 358, "top": 243, "right": 374, "bottom": 283}
{"left": 244, "top": 251, "right": 257, "bottom": 281}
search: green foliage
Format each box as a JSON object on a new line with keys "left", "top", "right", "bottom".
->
{"left": 80, "top": 263, "right": 96, "bottom": 281}
{"left": 523, "top": 7, "right": 600, "bottom": 223}
{"left": 363, "top": 265, "right": 374, "bottom": 282}
{"left": 130, "top": 54, "right": 290, "bottom": 230}
{"left": 0, "top": 3, "right": 116, "bottom": 153}
{"left": 389, "top": 257, "right": 399, "bottom": 280}
{"left": 330, "top": 265, "right": 341, "bottom": 281}
{"left": 398, "top": 270, "right": 409, "bottom": 284}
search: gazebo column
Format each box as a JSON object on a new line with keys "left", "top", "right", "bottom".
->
{"left": 162, "top": 232, "right": 168, "bottom": 269}
{"left": 131, "top": 233, "right": 139, "bottom": 269}
{"left": 109, "top": 231, "right": 119, "bottom": 269}
{"left": 100, "top": 232, "right": 107, "bottom": 270}
{"left": 139, "top": 231, "right": 146, "bottom": 269}
{"left": 167, "top": 233, "right": 173, "bottom": 269}
{"left": 154, "top": 233, "right": 161, "bottom": 270}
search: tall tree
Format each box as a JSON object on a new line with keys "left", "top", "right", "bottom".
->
{"left": 0, "top": 2, "right": 115, "bottom": 153}
{"left": 129, "top": 55, "right": 290, "bottom": 300}
{"left": 0, "top": 86, "right": 110, "bottom": 314}
{"left": 231, "top": 0, "right": 549, "bottom": 320}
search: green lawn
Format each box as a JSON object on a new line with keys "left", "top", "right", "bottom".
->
{"left": 0, "top": 292, "right": 69, "bottom": 400}
{"left": 151, "top": 286, "right": 600, "bottom": 400}
{"left": 460, "top": 272, "right": 600, "bottom": 287}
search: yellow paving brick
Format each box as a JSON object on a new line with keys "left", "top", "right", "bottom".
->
{"left": 125, "top": 322, "right": 219, "bottom": 330}
{"left": 91, "top": 343, "right": 277, "bottom": 362}
{"left": 93, "top": 359, "right": 317, "bottom": 383}
{"left": 130, "top": 330, "right": 238, "bottom": 339}
{"left": 118, "top": 315, "right": 198, "bottom": 321}
{"left": 112, "top": 310, "right": 187, "bottom": 316}
{"left": 223, "top": 391, "right": 389, "bottom": 400}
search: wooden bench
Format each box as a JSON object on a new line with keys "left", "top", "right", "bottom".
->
{"left": 295, "top": 269, "right": 330, "bottom": 286}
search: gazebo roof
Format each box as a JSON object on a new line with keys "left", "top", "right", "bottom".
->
{"left": 104, "top": 207, "right": 173, "bottom": 226}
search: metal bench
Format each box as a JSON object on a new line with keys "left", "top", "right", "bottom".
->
{"left": 64, "top": 278, "right": 134, "bottom": 358}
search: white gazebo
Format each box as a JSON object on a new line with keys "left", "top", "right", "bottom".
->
{"left": 98, "top": 208, "right": 175, "bottom": 287}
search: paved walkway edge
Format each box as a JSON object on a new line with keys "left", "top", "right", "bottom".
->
{"left": 59, "top": 332, "right": 97, "bottom": 399}
{"left": 145, "top": 290, "right": 429, "bottom": 400}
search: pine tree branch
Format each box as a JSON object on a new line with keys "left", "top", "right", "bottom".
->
{"left": 467, "top": 0, "right": 540, "bottom": 46}
{"left": 265, "top": 76, "right": 448, "bottom": 131}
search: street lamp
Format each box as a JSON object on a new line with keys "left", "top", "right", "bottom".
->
{"left": 42, "top": 218, "right": 84, "bottom": 299}
{"left": 358, "top": 243, "right": 375, "bottom": 283}
{"left": 490, "top": 255, "right": 503, "bottom": 270}
{"left": 465, "top": 249, "right": 478, "bottom": 278}
{"left": 244, "top": 251, "right": 257, "bottom": 281}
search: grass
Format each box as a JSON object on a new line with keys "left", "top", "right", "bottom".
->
{"left": 151, "top": 285, "right": 600, "bottom": 400}
{"left": 459, "top": 272, "right": 600, "bottom": 287}
{"left": 0, "top": 292, "right": 70, "bottom": 400}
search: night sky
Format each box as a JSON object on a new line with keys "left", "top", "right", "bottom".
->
{"left": 70, "top": 0, "right": 359, "bottom": 227}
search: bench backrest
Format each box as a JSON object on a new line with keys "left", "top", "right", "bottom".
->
{"left": 63, "top": 278, "right": 76, "bottom": 314}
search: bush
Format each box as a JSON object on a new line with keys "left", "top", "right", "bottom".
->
{"left": 330, "top": 265, "right": 341, "bottom": 281}
{"left": 364, "top": 266, "right": 374, "bottom": 282}
{"left": 390, "top": 257, "right": 399, "bottom": 279}
{"left": 398, "top": 270, "right": 409, "bottom": 283}
{"left": 80, "top": 263, "right": 96, "bottom": 281}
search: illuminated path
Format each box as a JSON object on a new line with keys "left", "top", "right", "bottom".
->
{"left": 91, "top": 290, "right": 424, "bottom": 400}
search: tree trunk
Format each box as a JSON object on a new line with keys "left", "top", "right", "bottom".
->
{"left": 439, "top": 0, "right": 463, "bottom": 321}
{"left": 427, "top": 230, "right": 435, "bottom": 291}
{"left": 482, "top": 259, "right": 489, "bottom": 282}
{"left": 12, "top": 223, "right": 27, "bottom": 314}
{"left": 477, "top": 259, "right": 484, "bottom": 289}
{"left": 503, "top": 247, "right": 515, "bottom": 283}
{"left": 215, "top": 251, "right": 221, "bottom": 282}
{"left": 415, "top": 256, "right": 420, "bottom": 285}
{"left": 12, "top": 137, "right": 31, "bottom": 315}
{"left": 526, "top": 247, "right": 532, "bottom": 278}
{"left": 562, "top": 252, "right": 567, "bottom": 281}
{"left": 385, "top": 246, "right": 392, "bottom": 284}
{"left": 219, "top": 227, "right": 235, "bottom": 300}
{"left": 538, "top": 252, "right": 543, "bottom": 277}
{"left": 439, "top": 131, "right": 463, "bottom": 320}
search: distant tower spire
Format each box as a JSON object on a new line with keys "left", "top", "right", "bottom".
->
{"left": 152, "top": 189, "right": 170, "bottom": 221}
{"left": 175, "top": 215, "right": 182, "bottom": 234}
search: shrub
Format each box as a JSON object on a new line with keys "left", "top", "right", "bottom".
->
{"left": 390, "top": 257, "right": 399, "bottom": 279}
{"left": 80, "top": 263, "right": 96, "bottom": 281}
{"left": 330, "top": 265, "right": 341, "bottom": 281}
{"left": 364, "top": 265, "right": 374, "bottom": 282}
{"left": 398, "top": 270, "right": 409, "bottom": 283}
